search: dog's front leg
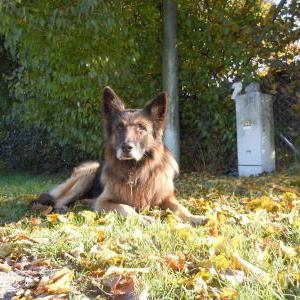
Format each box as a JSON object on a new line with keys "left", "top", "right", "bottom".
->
{"left": 160, "top": 196, "right": 208, "bottom": 226}
{"left": 94, "top": 191, "right": 154, "bottom": 223}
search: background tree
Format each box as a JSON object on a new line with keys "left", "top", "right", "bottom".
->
{"left": 0, "top": 0, "right": 299, "bottom": 172}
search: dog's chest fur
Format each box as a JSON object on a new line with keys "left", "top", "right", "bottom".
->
{"left": 101, "top": 146, "right": 178, "bottom": 210}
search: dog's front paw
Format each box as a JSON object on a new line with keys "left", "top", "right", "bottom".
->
{"left": 55, "top": 206, "right": 69, "bottom": 214}
{"left": 188, "top": 215, "right": 208, "bottom": 226}
{"left": 137, "top": 214, "right": 155, "bottom": 224}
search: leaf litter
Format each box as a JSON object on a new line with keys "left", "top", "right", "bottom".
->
{"left": 1, "top": 171, "right": 300, "bottom": 298}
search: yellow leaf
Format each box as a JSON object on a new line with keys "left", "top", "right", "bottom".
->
{"left": 79, "top": 210, "right": 97, "bottom": 224}
{"left": 97, "top": 230, "right": 105, "bottom": 243}
{"left": 46, "top": 214, "right": 59, "bottom": 223}
{"left": 37, "top": 268, "right": 74, "bottom": 294}
{"left": 232, "top": 252, "right": 270, "bottom": 283}
{"left": 247, "top": 196, "right": 278, "bottom": 212}
{"left": 47, "top": 214, "right": 68, "bottom": 223}
{"left": 265, "top": 223, "right": 285, "bottom": 236}
{"left": 201, "top": 255, "right": 231, "bottom": 271}
{"left": 281, "top": 192, "right": 297, "bottom": 209}
{"left": 90, "top": 245, "right": 125, "bottom": 266}
{"left": 0, "top": 262, "right": 12, "bottom": 272}
{"left": 220, "top": 287, "right": 238, "bottom": 299}
{"left": 211, "top": 254, "right": 231, "bottom": 271}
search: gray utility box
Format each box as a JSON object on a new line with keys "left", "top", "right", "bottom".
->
{"left": 232, "top": 82, "right": 275, "bottom": 176}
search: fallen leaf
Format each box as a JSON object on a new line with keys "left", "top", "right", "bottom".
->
{"left": 28, "top": 258, "right": 52, "bottom": 268}
{"left": 90, "top": 244, "right": 125, "bottom": 266}
{"left": 232, "top": 252, "right": 270, "bottom": 283}
{"left": 164, "top": 253, "right": 186, "bottom": 271}
{"left": 97, "top": 230, "right": 105, "bottom": 243}
{"left": 219, "top": 269, "right": 245, "bottom": 286}
{"left": 29, "top": 217, "right": 42, "bottom": 225}
{"left": 279, "top": 241, "right": 297, "bottom": 257}
{"left": 281, "top": 192, "right": 297, "bottom": 209}
{"left": 11, "top": 233, "right": 48, "bottom": 244}
{"left": 0, "top": 242, "right": 13, "bottom": 257}
{"left": 104, "top": 266, "right": 150, "bottom": 275}
{"left": 209, "top": 226, "right": 219, "bottom": 237}
{"left": 193, "top": 276, "right": 208, "bottom": 293}
{"left": 220, "top": 287, "right": 238, "bottom": 299}
{"left": 47, "top": 214, "right": 68, "bottom": 223}
{"left": 79, "top": 210, "right": 97, "bottom": 224}
{"left": 0, "top": 262, "right": 12, "bottom": 272}
{"left": 102, "top": 267, "right": 149, "bottom": 299}
{"left": 247, "top": 196, "right": 278, "bottom": 212}
{"left": 70, "top": 243, "right": 85, "bottom": 258}
{"left": 36, "top": 268, "right": 74, "bottom": 295}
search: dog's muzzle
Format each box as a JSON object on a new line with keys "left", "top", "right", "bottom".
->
{"left": 116, "top": 142, "right": 143, "bottom": 161}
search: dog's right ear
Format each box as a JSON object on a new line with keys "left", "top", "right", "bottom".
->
{"left": 103, "top": 86, "right": 125, "bottom": 117}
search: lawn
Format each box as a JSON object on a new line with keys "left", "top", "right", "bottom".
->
{"left": 0, "top": 168, "right": 300, "bottom": 299}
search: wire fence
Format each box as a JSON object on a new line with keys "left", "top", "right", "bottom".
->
{"left": 274, "top": 95, "right": 300, "bottom": 169}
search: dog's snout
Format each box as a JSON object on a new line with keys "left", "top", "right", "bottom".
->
{"left": 122, "top": 142, "right": 134, "bottom": 153}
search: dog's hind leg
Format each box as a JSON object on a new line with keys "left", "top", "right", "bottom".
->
{"left": 34, "top": 161, "right": 100, "bottom": 211}
{"left": 54, "top": 174, "right": 97, "bottom": 212}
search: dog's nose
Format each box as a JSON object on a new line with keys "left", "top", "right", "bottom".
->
{"left": 122, "top": 142, "right": 133, "bottom": 153}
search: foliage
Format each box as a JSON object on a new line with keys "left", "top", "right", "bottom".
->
{"left": 0, "top": 0, "right": 162, "bottom": 158}
{"left": 1, "top": 169, "right": 300, "bottom": 298}
{"left": 0, "top": 0, "right": 299, "bottom": 171}
{"left": 0, "top": 120, "right": 88, "bottom": 172}
{"left": 0, "top": 36, "right": 14, "bottom": 143}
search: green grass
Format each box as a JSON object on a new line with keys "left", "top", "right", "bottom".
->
{"left": 0, "top": 169, "right": 60, "bottom": 224}
{"left": 1, "top": 169, "right": 300, "bottom": 299}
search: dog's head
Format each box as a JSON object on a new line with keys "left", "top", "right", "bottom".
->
{"left": 103, "top": 86, "right": 168, "bottom": 161}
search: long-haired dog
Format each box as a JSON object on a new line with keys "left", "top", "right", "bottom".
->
{"left": 34, "top": 87, "right": 207, "bottom": 225}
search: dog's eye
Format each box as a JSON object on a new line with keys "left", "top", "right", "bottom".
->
{"left": 116, "top": 123, "right": 125, "bottom": 130}
{"left": 137, "top": 124, "right": 147, "bottom": 132}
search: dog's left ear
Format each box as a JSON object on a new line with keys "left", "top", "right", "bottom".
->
{"left": 144, "top": 92, "right": 168, "bottom": 127}
{"left": 103, "top": 86, "right": 125, "bottom": 118}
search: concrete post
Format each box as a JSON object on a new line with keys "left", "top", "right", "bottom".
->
{"left": 162, "top": 0, "right": 180, "bottom": 162}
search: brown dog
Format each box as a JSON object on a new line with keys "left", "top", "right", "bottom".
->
{"left": 35, "top": 87, "right": 207, "bottom": 225}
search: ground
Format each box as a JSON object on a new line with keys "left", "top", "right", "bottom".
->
{"left": 0, "top": 168, "right": 300, "bottom": 299}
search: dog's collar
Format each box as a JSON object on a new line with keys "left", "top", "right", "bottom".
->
{"left": 127, "top": 169, "right": 138, "bottom": 196}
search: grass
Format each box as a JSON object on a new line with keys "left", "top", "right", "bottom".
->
{"left": 1, "top": 168, "right": 300, "bottom": 299}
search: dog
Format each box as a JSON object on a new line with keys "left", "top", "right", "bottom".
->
{"left": 34, "top": 87, "right": 207, "bottom": 225}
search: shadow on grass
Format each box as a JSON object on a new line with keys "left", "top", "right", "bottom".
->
{"left": 0, "top": 168, "right": 61, "bottom": 225}
{"left": 0, "top": 195, "right": 39, "bottom": 225}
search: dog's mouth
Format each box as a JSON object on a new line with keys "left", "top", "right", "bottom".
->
{"left": 116, "top": 147, "right": 144, "bottom": 161}
{"left": 118, "top": 154, "right": 135, "bottom": 160}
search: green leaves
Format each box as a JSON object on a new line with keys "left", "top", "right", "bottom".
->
{"left": 0, "top": 0, "right": 299, "bottom": 170}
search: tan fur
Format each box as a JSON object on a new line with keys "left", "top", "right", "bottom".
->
{"left": 50, "top": 161, "right": 100, "bottom": 210}
{"left": 35, "top": 87, "right": 207, "bottom": 226}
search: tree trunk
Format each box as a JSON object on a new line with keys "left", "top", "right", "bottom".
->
{"left": 163, "top": 0, "right": 180, "bottom": 163}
